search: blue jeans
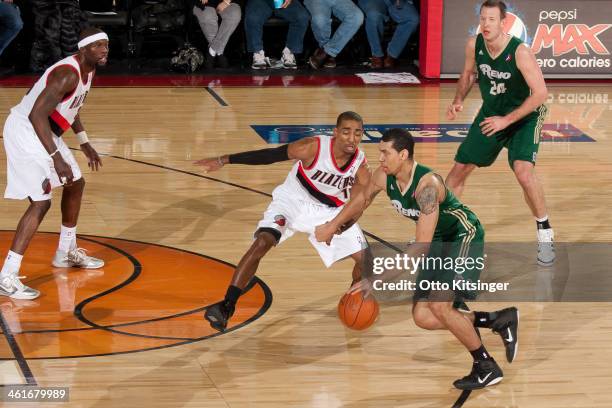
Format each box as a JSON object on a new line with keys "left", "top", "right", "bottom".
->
{"left": 245, "top": 0, "right": 310, "bottom": 54}
{"left": 358, "top": 0, "right": 419, "bottom": 58}
{"left": 304, "top": 0, "right": 363, "bottom": 58}
{"left": 0, "top": 2, "right": 23, "bottom": 56}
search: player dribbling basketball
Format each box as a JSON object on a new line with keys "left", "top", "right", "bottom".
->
{"left": 316, "top": 129, "right": 519, "bottom": 390}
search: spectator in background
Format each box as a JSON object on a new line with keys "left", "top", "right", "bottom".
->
{"left": 193, "top": 0, "right": 241, "bottom": 69}
{"left": 359, "top": 0, "right": 419, "bottom": 68}
{"left": 0, "top": 0, "right": 23, "bottom": 73}
{"left": 30, "top": 0, "right": 88, "bottom": 72}
{"left": 304, "top": 0, "right": 363, "bottom": 69}
{"left": 245, "top": 0, "right": 310, "bottom": 70}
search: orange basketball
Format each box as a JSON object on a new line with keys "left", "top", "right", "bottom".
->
{"left": 338, "top": 291, "right": 379, "bottom": 330}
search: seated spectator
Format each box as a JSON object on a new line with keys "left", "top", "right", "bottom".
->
{"left": 193, "top": 0, "right": 241, "bottom": 69}
{"left": 0, "top": 0, "right": 23, "bottom": 75}
{"left": 358, "top": 0, "right": 419, "bottom": 68}
{"left": 304, "top": 0, "right": 363, "bottom": 69}
{"left": 30, "top": 0, "right": 87, "bottom": 72}
{"left": 244, "top": 0, "right": 310, "bottom": 70}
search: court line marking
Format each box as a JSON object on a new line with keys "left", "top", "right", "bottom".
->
{"left": 0, "top": 311, "right": 36, "bottom": 385}
{"left": 451, "top": 390, "right": 472, "bottom": 408}
{"left": 0, "top": 232, "right": 273, "bottom": 359}
{"left": 205, "top": 87, "right": 228, "bottom": 106}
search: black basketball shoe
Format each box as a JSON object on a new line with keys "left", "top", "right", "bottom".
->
{"left": 205, "top": 300, "right": 235, "bottom": 332}
{"left": 453, "top": 359, "right": 504, "bottom": 390}
{"left": 491, "top": 307, "right": 519, "bottom": 363}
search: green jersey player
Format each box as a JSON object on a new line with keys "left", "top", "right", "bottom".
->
{"left": 446, "top": 0, "right": 555, "bottom": 266}
{"left": 315, "top": 129, "right": 520, "bottom": 390}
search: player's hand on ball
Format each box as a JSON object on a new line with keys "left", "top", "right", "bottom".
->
{"left": 447, "top": 102, "right": 463, "bottom": 120}
{"left": 194, "top": 157, "right": 224, "bottom": 173}
{"left": 348, "top": 278, "right": 373, "bottom": 298}
{"left": 81, "top": 143, "right": 103, "bottom": 171}
{"left": 480, "top": 116, "right": 510, "bottom": 136}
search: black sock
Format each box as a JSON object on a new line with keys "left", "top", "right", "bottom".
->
{"left": 470, "top": 345, "right": 492, "bottom": 362}
{"left": 224, "top": 285, "right": 242, "bottom": 307}
{"left": 473, "top": 311, "right": 497, "bottom": 328}
{"left": 536, "top": 217, "right": 551, "bottom": 230}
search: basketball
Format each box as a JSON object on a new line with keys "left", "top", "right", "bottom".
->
{"left": 338, "top": 291, "right": 379, "bottom": 330}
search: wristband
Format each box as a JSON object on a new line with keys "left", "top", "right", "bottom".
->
{"left": 77, "top": 131, "right": 89, "bottom": 145}
{"left": 50, "top": 149, "right": 60, "bottom": 158}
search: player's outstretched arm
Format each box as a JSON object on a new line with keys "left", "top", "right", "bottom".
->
{"left": 29, "top": 66, "right": 79, "bottom": 185}
{"left": 448, "top": 37, "right": 477, "bottom": 120}
{"left": 315, "top": 165, "right": 384, "bottom": 245}
{"left": 194, "top": 137, "right": 318, "bottom": 173}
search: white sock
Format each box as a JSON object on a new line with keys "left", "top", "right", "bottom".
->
{"left": 535, "top": 215, "right": 549, "bottom": 223}
{"left": 209, "top": 47, "right": 216, "bottom": 57}
{"left": 1, "top": 251, "right": 23, "bottom": 278}
{"left": 59, "top": 225, "right": 77, "bottom": 253}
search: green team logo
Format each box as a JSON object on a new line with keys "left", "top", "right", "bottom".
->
{"left": 391, "top": 199, "right": 420, "bottom": 220}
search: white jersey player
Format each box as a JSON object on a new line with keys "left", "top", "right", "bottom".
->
{"left": 195, "top": 111, "right": 371, "bottom": 332}
{"left": 0, "top": 28, "right": 109, "bottom": 300}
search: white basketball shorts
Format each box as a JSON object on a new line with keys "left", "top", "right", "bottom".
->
{"left": 3, "top": 113, "right": 82, "bottom": 201}
{"left": 256, "top": 184, "right": 367, "bottom": 268}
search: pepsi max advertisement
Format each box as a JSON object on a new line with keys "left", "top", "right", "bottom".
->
{"left": 441, "top": 0, "right": 612, "bottom": 77}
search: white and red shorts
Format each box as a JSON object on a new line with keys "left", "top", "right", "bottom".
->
{"left": 3, "top": 113, "right": 82, "bottom": 201}
{"left": 256, "top": 184, "right": 367, "bottom": 268}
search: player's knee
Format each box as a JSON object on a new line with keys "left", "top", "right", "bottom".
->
{"left": 32, "top": 199, "right": 52, "bottom": 215}
{"left": 350, "top": 249, "right": 364, "bottom": 264}
{"left": 428, "top": 301, "right": 451, "bottom": 320}
{"left": 513, "top": 163, "right": 534, "bottom": 187}
{"left": 251, "top": 232, "right": 276, "bottom": 256}
{"left": 65, "top": 177, "right": 85, "bottom": 191}
{"left": 413, "top": 306, "right": 438, "bottom": 330}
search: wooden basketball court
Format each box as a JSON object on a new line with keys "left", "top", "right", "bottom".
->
{"left": 1, "top": 82, "right": 611, "bottom": 407}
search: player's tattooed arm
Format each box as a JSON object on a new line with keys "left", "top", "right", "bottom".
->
{"left": 413, "top": 175, "right": 443, "bottom": 245}
{"left": 415, "top": 173, "right": 445, "bottom": 215}
{"left": 416, "top": 184, "right": 439, "bottom": 215}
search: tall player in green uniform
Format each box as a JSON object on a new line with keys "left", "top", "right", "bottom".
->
{"left": 446, "top": 0, "right": 555, "bottom": 266}
{"left": 315, "top": 129, "right": 519, "bottom": 390}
